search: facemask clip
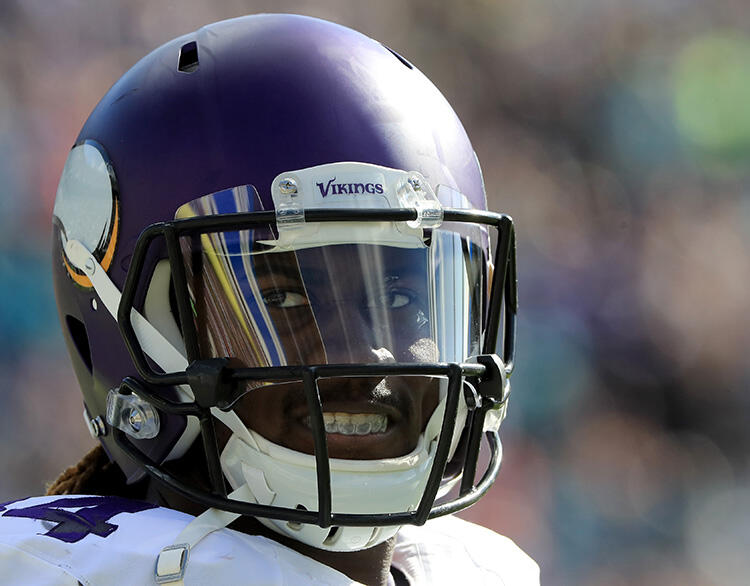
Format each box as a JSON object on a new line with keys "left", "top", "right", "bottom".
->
{"left": 106, "top": 388, "right": 161, "bottom": 440}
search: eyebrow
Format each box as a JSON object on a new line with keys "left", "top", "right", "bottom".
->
{"left": 251, "top": 254, "right": 335, "bottom": 286}
{"left": 251, "top": 248, "right": 425, "bottom": 280}
{"left": 251, "top": 258, "right": 305, "bottom": 281}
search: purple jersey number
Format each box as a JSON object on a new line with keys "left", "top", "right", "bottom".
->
{"left": 2, "top": 496, "right": 157, "bottom": 543}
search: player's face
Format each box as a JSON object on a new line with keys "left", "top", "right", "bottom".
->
{"left": 228, "top": 245, "right": 441, "bottom": 459}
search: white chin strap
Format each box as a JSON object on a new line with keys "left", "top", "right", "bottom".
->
{"left": 218, "top": 378, "right": 467, "bottom": 552}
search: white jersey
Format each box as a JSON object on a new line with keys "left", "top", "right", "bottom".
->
{"left": 392, "top": 515, "right": 539, "bottom": 585}
{"left": 0, "top": 495, "right": 539, "bottom": 585}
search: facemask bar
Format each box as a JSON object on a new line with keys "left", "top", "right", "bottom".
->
{"left": 113, "top": 207, "right": 516, "bottom": 526}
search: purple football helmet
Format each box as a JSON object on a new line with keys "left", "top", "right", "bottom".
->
{"left": 52, "top": 14, "right": 517, "bottom": 551}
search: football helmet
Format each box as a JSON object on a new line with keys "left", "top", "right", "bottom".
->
{"left": 52, "top": 14, "right": 517, "bottom": 552}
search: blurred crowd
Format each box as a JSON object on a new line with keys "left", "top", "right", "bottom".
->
{"left": 1, "top": 1, "right": 749, "bottom": 584}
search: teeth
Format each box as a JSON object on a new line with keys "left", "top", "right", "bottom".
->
{"left": 304, "top": 412, "right": 388, "bottom": 435}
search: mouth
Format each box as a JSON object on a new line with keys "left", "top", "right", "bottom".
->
{"left": 285, "top": 400, "right": 408, "bottom": 458}
{"left": 239, "top": 377, "right": 437, "bottom": 459}
{"left": 303, "top": 412, "right": 389, "bottom": 435}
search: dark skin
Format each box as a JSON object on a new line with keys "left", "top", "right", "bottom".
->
{"left": 155, "top": 244, "right": 440, "bottom": 585}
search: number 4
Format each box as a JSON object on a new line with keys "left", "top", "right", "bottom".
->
{"left": 2, "top": 496, "right": 157, "bottom": 543}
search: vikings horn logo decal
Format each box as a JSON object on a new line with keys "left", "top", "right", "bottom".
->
{"left": 53, "top": 140, "right": 120, "bottom": 288}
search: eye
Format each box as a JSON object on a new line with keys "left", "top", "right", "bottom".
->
{"left": 387, "top": 291, "right": 411, "bottom": 308}
{"left": 372, "top": 289, "right": 414, "bottom": 309}
{"left": 262, "top": 290, "right": 309, "bottom": 308}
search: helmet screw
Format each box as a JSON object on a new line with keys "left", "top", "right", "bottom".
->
{"left": 279, "top": 178, "right": 298, "bottom": 195}
{"left": 128, "top": 408, "right": 143, "bottom": 432}
{"left": 87, "top": 415, "right": 106, "bottom": 438}
{"left": 84, "top": 258, "right": 96, "bottom": 275}
{"left": 408, "top": 177, "right": 422, "bottom": 191}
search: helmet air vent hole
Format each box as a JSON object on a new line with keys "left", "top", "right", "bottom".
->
{"left": 286, "top": 504, "right": 307, "bottom": 531}
{"left": 323, "top": 526, "right": 341, "bottom": 546}
{"left": 364, "top": 527, "right": 381, "bottom": 548}
{"left": 66, "top": 315, "right": 92, "bottom": 373}
{"left": 383, "top": 45, "right": 414, "bottom": 70}
{"left": 178, "top": 41, "right": 199, "bottom": 73}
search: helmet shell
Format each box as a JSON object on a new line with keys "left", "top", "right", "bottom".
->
{"left": 53, "top": 14, "right": 486, "bottom": 481}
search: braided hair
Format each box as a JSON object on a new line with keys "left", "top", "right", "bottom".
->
{"left": 46, "top": 445, "right": 135, "bottom": 497}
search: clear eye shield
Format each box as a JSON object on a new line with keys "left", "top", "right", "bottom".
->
{"left": 172, "top": 174, "right": 487, "bottom": 379}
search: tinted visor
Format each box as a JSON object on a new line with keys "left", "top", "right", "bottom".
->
{"left": 176, "top": 188, "right": 487, "bottom": 375}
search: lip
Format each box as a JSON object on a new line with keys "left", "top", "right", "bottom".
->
{"left": 234, "top": 376, "right": 436, "bottom": 459}
{"left": 289, "top": 401, "right": 403, "bottom": 424}
{"left": 303, "top": 412, "right": 389, "bottom": 435}
{"left": 285, "top": 401, "right": 412, "bottom": 459}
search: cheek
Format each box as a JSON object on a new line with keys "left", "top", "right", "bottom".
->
{"left": 419, "top": 381, "right": 441, "bottom": 430}
{"left": 388, "top": 312, "right": 431, "bottom": 351}
{"left": 394, "top": 376, "right": 440, "bottom": 434}
{"left": 405, "top": 338, "right": 439, "bottom": 362}
{"left": 228, "top": 385, "right": 290, "bottom": 444}
{"left": 269, "top": 309, "right": 327, "bottom": 365}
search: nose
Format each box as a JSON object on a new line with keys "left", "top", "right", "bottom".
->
{"left": 313, "top": 303, "right": 395, "bottom": 406}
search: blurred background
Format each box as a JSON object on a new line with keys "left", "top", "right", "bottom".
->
{"left": 1, "top": 1, "right": 749, "bottom": 584}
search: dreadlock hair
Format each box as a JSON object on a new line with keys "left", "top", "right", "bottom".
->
{"left": 46, "top": 444, "right": 139, "bottom": 498}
